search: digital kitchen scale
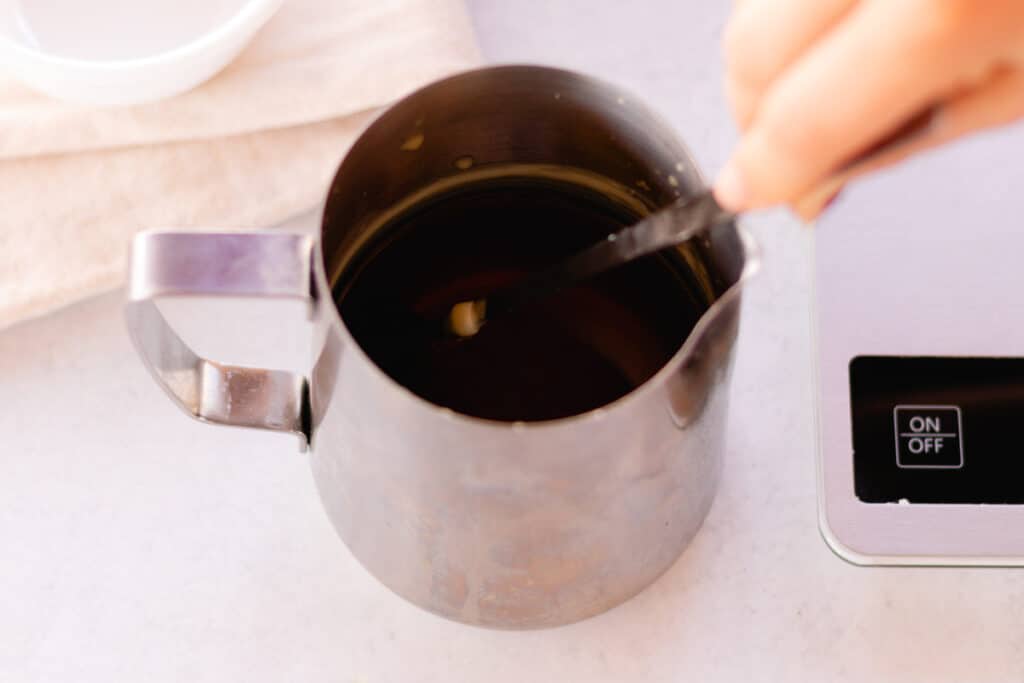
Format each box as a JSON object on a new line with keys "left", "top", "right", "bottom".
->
{"left": 814, "top": 120, "right": 1024, "bottom": 566}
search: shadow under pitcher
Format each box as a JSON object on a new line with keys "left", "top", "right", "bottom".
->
{"left": 125, "top": 66, "right": 759, "bottom": 629}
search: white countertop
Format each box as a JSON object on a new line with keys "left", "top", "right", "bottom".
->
{"left": 3, "top": 2, "right": 1023, "bottom": 681}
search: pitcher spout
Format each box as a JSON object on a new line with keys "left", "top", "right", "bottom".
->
{"left": 666, "top": 218, "right": 760, "bottom": 428}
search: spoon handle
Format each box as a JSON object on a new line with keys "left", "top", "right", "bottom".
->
{"left": 488, "top": 191, "right": 735, "bottom": 319}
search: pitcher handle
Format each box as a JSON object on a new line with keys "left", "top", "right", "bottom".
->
{"left": 125, "top": 231, "right": 315, "bottom": 450}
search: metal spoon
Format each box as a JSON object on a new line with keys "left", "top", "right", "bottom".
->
{"left": 446, "top": 191, "right": 734, "bottom": 337}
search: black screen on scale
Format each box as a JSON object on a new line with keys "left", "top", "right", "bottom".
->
{"left": 850, "top": 356, "right": 1024, "bottom": 504}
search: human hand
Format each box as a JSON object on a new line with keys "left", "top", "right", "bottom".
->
{"left": 715, "top": 0, "right": 1024, "bottom": 218}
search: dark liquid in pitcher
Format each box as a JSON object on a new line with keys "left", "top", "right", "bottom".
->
{"left": 334, "top": 177, "right": 709, "bottom": 422}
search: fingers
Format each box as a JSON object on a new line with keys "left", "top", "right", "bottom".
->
{"left": 793, "top": 66, "right": 1024, "bottom": 219}
{"left": 724, "top": 0, "right": 856, "bottom": 128}
{"left": 716, "top": 0, "right": 1005, "bottom": 211}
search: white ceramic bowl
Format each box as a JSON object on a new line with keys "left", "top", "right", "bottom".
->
{"left": 0, "top": 0, "right": 283, "bottom": 105}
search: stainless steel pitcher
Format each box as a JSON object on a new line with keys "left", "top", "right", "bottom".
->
{"left": 125, "top": 66, "right": 758, "bottom": 629}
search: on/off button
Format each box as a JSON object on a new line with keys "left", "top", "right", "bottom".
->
{"left": 893, "top": 405, "right": 964, "bottom": 469}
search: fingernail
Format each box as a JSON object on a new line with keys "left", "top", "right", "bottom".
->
{"left": 795, "top": 189, "right": 842, "bottom": 224}
{"left": 713, "top": 160, "right": 748, "bottom": 212}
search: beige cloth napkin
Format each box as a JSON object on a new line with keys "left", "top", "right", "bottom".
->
{"left": 0, "top": 0, "right": 479, "bottom": 329}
